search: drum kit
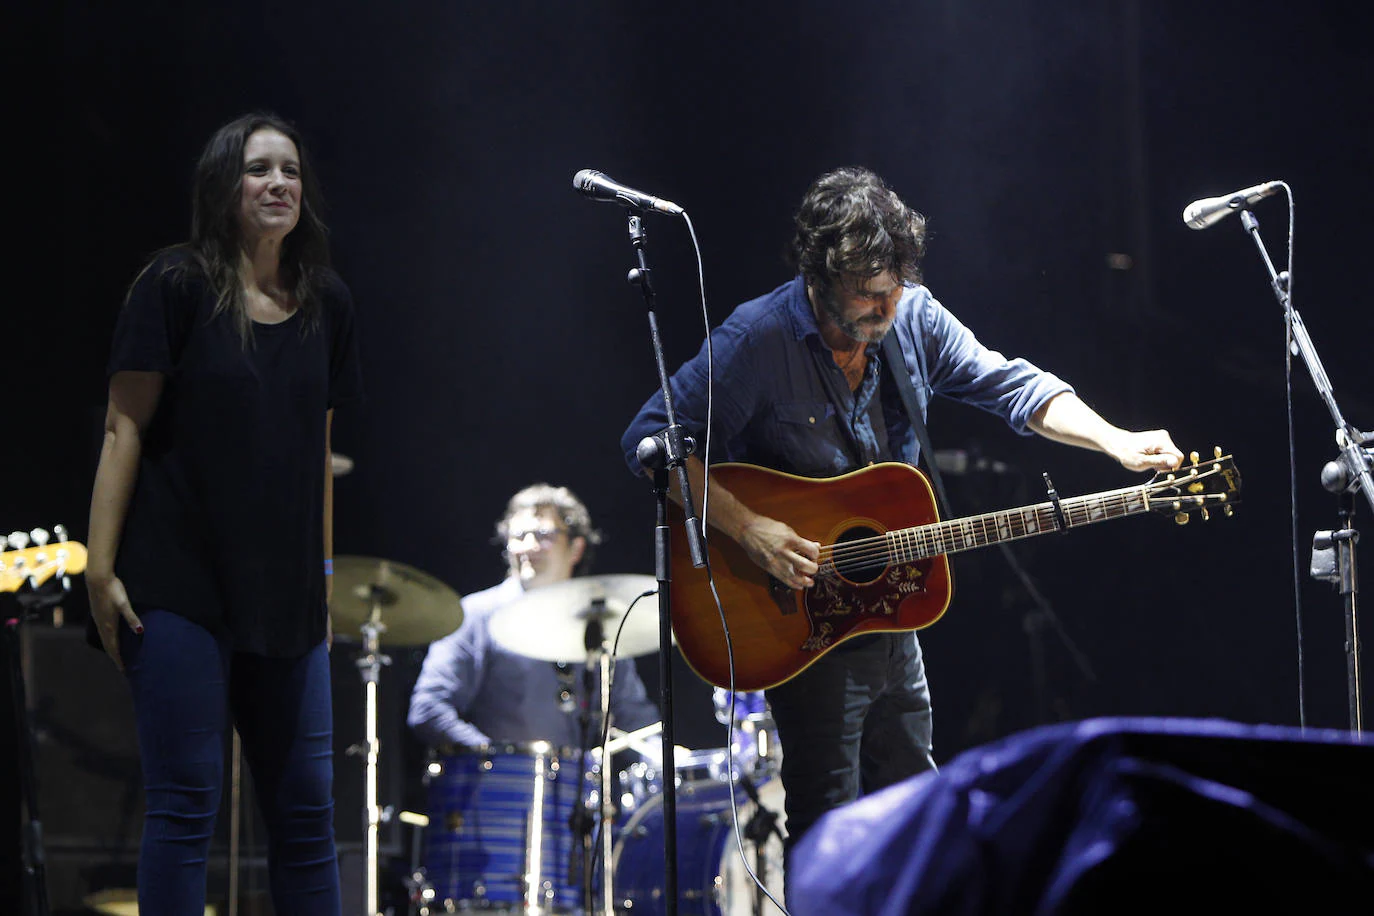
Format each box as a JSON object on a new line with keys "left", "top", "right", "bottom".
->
{"left": 325, "top": 478, "right": 788, "bottom": 915}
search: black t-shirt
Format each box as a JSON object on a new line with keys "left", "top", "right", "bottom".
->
{"left": 107, "top": 248, "right": 362, "bottom": 656}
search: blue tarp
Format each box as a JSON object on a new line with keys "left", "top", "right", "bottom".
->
{"left": 789, "top": 717, "right": 1374, "bottom": 915}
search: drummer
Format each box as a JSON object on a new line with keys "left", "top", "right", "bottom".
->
{"left": 407, "top": 483, "right": 660, "bottom": 749}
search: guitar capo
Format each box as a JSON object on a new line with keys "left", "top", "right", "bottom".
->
{"left": 1042, "top": 472, "right": 1069, "bottom": 534}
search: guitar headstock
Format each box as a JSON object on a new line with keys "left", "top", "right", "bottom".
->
{"left": 1, "top": 526, "right": 88, "bottom": 594}
{"left": 1144, "top": 448, "right": 1242, "bottom": 524}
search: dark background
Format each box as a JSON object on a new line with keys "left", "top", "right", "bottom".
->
{"left": 7, "top": 1, "right": 1371, "bottom": 911}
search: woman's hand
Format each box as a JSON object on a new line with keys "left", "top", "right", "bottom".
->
{"left": 87, "top": 574, "right": 143, "bottom": 671}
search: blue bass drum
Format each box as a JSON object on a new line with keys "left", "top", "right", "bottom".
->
{"left": 611, "top": 758, "right": 788, "bottom": 916}
{"left": 424, "top": 742, "right": 586, "bottom": 913}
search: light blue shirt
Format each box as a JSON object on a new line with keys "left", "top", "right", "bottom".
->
{"left": 407, "top": 576, "right": 661, "bottom": 748}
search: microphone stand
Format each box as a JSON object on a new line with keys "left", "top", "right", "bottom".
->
{"left": 1239, "top": 209, "right": 1372, "bottom": 730}
{"left": 623, "top": 211, "right": 710, "bottom": 916}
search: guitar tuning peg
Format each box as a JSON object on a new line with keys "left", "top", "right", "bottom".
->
{"left": 8, "top": 531, "right": 29, "bottom": 550}
{"left": 1174, "top": 512, "right": 1190, "bottom": 525}
{"left": 1200, "top": 508, "right": 1211, "bottom": 522}
{"left": 1190, "top": 451, "right": 1200, "bottom": 466}
{"left": 1214, "top": 446, "right": 1223, "bottom": 459}
{"left": 30, "top": 528, "right": 50, "bottom": 547}
{"left": 53, "top": 524, "right": 69, "bottom": 542}
{"left": 1223, "top": 506, "right": 1234, "bottom": 518}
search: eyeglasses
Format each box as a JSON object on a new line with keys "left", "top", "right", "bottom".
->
{"left": 507, "top": 525, "right": 566, "bottom": 547}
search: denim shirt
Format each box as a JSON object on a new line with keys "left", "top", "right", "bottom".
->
{"left": 621, "top": 276, "right": 1073, "bottom": 479}
{"left": 407, "top": 576, "right": 660, "bottom": 748}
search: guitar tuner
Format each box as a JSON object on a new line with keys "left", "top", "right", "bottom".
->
{"left": 29, "top": 528, "right": 49, "bottom": 547}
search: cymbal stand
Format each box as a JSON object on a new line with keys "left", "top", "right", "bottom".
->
{"left": 738, "top": 774, "right": 785, "bottom": 916}
{"left": 579, "top": 610, "right": 618, "bottom": 915}
{"left": 596, "top": 636, "right": 614, "bottom": 916}
{"left": 351, "top": 593, "right": 392, "bottom": 916}
{"left": 573, "top": 620, "right": 599, "bottom": 914}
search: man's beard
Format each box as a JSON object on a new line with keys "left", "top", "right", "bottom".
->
{"left": 817, "top": 288, "right": 893, "bottom": 343}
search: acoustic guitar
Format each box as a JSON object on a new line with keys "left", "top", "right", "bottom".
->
{"left": 668, "top": 449, "right": 1240, "bottom": 691}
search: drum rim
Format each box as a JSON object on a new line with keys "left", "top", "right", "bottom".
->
{"left": 432, "top": 740, "right": 580, "bottom": 758}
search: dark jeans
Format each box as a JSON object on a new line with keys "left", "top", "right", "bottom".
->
{"left": 765, "top": 632, "right": 936, "bottom": 857}
{"left": 120, "top": 610, "right": 340, "bottom": 915}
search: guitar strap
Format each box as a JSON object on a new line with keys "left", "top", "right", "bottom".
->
{"left": 881, "top": 333, "right": 954, "bottom": 518}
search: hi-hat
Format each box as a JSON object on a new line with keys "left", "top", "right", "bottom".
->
{"left": 329, "top": 555, "right": 463, "bottom": 646}
{"left": 488, "top": 574, "right": 662, "bottom": 663}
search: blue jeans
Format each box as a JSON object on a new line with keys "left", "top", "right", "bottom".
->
{"left": 120, "top": 610, "right": 340, "bottom": 915}
{"left": 765, "top": 632, "right": 937, "bottom": 856}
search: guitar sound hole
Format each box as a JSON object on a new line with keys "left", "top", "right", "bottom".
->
{"left": 833, "top": 525, "right": 886, "bottom": 586}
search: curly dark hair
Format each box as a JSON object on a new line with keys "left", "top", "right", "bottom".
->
{"left": 787, "top": 166, "right": 928, "bottom": 293}
{"left": 157, "top": 112, "right": 333, "bottom": 345}
{"left": 494, "top": 483, "right": 603, "bottom": 573}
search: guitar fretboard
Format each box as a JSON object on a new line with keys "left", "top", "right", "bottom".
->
{"left": 886, "top": 484, "right": 1152, "bottom": 562}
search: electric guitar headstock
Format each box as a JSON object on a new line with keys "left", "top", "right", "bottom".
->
{"left": 1143, "top": 447, "right": 1242, "bottom": 524}
{"left": 0, "top": 526, "right": 87, "bottom": 595}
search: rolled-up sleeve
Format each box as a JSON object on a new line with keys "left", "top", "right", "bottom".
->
{"left": 921, "top": 294, "right": 1072, "bottom": 434}
{"left": 407, "top": 625, "right": 491, "bottom": 748}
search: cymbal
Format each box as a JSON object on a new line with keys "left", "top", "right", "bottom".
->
{"left": 83, "top": 888, "right": 216, "bottom": 916}
{"left": 488, "top": 574, "right": 662, "bottom": 663}
{"left": 329, "top": 555, "right": 463, "bottom": 646}
{"left": 330, "top": 452, "right": 355, "bottom": 476}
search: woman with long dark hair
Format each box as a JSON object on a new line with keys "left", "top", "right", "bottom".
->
{"left": 86, "top": 112, "right": 361, "bottom": 914}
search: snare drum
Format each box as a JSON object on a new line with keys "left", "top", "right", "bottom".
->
{"left": 424, "top": 742, "right": 585, "bottom": 913}
{"left": 612, "top": 763, "right": 788, "bottom": 915}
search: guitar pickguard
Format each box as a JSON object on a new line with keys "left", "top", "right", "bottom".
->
{"left": 799, "top": 561, "right": 930, "bottom": 651}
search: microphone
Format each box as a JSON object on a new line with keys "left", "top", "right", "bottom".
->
{"left": 1181, "top": 181, "right": 1282, "bottom": 230}
{"left": 931, "top": 449, "right": 1011, "bottom": 475}
{"left": 573, "top": 169, "right": 683, "bottom": 215}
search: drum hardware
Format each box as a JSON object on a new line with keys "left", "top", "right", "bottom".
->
{"left": 487, "top": 574, "right": 662, "bottom": 913}
{"left": 737, "top": 774, "right": 785, "bottom": 916}
{"left": 329, "top": 555, "right": 464, "bottom": 916}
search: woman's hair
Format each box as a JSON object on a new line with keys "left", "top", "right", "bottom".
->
{"left": 170, "top": 112, "right": 333, "bottom": 344}
{"left": 786, "top": 166, "right": 928, "bottom": 293}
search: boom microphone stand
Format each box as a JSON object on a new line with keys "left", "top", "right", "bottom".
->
{"left": 624, "top": 211, "right": 710, "bottom": 916}
{"left": 1235, "top": 206, "right": 1372, "bottom": 730}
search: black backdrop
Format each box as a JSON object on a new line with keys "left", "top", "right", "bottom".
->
{"left": 8, "top": 1, "right": 1372, "bottom": 910}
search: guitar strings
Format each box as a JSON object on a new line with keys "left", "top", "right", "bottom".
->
{"left": 812, "top": 469, "right": 1223, "bottom": 580}
{"left": 809, "top": 463, "right": 1226, "bottom": 581}
{"left": 812, "top": 487, "right": 1153, "bottom": 580}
